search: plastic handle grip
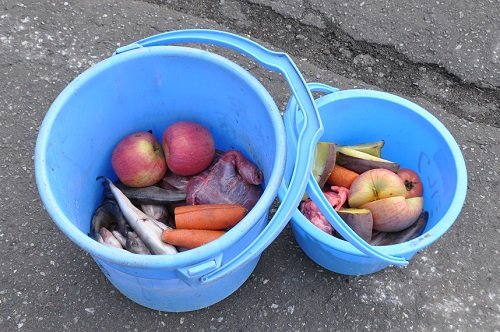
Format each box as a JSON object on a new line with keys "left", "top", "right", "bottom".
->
{"left": 285, "top": 82, "right": 408, "bottom": 266}
{"left": 117, "top": 29, "right": 324, "bottom": 282}
{"left": 284, "top": 83, "right": 339, "bottom": 139}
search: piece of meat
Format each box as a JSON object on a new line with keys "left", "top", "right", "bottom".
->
{"left": 300, "top": 199, "right": 333, "bottom": 234}
{"left": 325, "top": 186, "right": 349, "bottom": 210}
{"left": 160, "top": 172, "right": 191, "bottom": 192}
{"left": 186, "top": 150, "right": 263, "bottom": 211}
{"left": 299, "top": 186, "right": 349, "bottom": 234}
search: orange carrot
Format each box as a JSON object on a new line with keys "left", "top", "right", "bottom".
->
{"left": 174, "top": 204, "right": 247, "bottom": 230}
{"left": 161, "top": 229, "right": 225, "bottom": 249}
{"left": 327, "top": 165, "right": 359, "bottom": 188}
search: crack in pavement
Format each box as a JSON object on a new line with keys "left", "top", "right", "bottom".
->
{"left": 139, "top": 0, "right": 500, "bottom": 128}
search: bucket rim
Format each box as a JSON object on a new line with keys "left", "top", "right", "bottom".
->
{"left": 291, "top": 88, "right": 467, "bottom": 257}
{"left": 35, "top": 45, "right": 286, "bottom": 269}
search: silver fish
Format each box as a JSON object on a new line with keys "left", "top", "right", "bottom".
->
{"left": 141, "top": 204, "right": 169, "bottom": 224}
{"left": 126, "top": 232, "right": 151, "bottom": 255}
{"left": 112, "top": 230, "right": 127, "bottom": 248}
{"left": 95, "top": 233, "right": 104, "bottom": 244}
{"left": 114, "top": 182, "right": 186, "bottom": 204}
{"left": 101, "top": 177, "right": 177, "bottom": 255}
{"left": 99, "top": 227, "right": 124, "bottom": 250}
{"left": 151, "top": 219, "right": 170, "bottom": 231}
{"left": 91, "top": 198, "right": 128, "bottom": 237}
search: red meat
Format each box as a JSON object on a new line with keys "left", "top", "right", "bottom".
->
{"left": 300, "top": 186, "right": 349, "bottom": 234}
{"left": 186, "top": 150, "right": 263, "bottom": 211}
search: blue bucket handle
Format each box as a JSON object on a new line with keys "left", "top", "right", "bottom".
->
{"left": 116, "top": 29, "right": 324, "bottom": 283}
{"left": 284, "top": 82, "right": 409, "bottom": 267}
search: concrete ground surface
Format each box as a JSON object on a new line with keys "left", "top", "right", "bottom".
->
{"left": 0, "top": 0, "right": 498, "bottom": 331}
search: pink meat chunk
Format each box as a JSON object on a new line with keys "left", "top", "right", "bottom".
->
{"left": 300, "top": 186, "right": 349, "bottom": 234}
{"left": 300, "top": 199, "right": 333, "bottom": 234}
{"left": 326, "top": 186, "right": 349, "bottom": 210}
{"left": 186, "top": 150, "right": 263, "bottom": 211}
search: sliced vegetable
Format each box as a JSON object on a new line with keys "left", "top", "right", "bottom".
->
{"left": 336, "top": 146, "right": 400, "bottom": 173}
{"left": 312, "top": 142, "right": 337, "bottom": 188}
{"left": 337, "top": 208, "right": 373, "bottom": 242}
{"left": 339, "top": 140, "right": 385, "bottom": 157}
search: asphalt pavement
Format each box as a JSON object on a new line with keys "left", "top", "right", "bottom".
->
{"left": 0, "top": 1, "right": 499, "bottom": 331}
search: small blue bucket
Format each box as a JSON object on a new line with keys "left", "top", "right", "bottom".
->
{"left": 35, "top": 30, "right": 323, "bottom": 312}
{"left": 284, "top": 83, "right": 467, "bottom": 275}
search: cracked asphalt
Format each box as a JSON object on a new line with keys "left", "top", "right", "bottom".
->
{"left": 1, "top": 0, "right": 499, "bottom": 331}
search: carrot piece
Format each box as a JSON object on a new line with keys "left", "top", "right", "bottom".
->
{"left": 327, "top": 165, "right": 359, "bottom": 188}
{"left": 174, "top": 204, "right": 247, "bottom": 230}
{"left": 161, "top": 229, "right": 225, "bottom": 249}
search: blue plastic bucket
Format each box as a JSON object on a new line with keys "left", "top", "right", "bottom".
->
{"left": 35, "top": 30, "right": 323, "bottom": 312}
{"left": 284, "top": 83, "right": 467, "bottom": 275}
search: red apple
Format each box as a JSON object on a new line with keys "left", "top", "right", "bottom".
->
{"left": 348, "top": 168, "right": 407, "bottom": 208}
{"left": 361, "top": 196, "right": 423, "bottom": 232}
{"left": 162, "top": 121, "right": 215, "bottom": 176}
{"left": 111, "top": 131, "right": 167, "bottom": 187}
{"left": 397, "top": 168, "right": 424, "bottom": 198}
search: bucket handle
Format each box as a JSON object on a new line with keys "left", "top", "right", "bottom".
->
{"left": 285, "top": 82, "right": 409, "bottom": 266}
{"left": 116, "top": 29, "right": 324, "bottom": 283}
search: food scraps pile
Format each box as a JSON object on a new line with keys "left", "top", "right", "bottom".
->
{"left": 91, "top": 121, "right": 263, "bottom": 254}
{"left": 300, "top": 141, "right": 428, "bottom": 246}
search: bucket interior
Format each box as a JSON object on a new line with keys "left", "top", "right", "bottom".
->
{"left": 36, "top": 46, "right": 285, "bottom": 267}
{"left": 291, "top": 90, "right": 466, "bottom": 259}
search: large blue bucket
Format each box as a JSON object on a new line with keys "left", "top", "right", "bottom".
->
{"left": 284, "top": 83, "right": 467, "bottom": 275}
{"left": 35, "top": 30, "right": 323, "bottom": 312}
